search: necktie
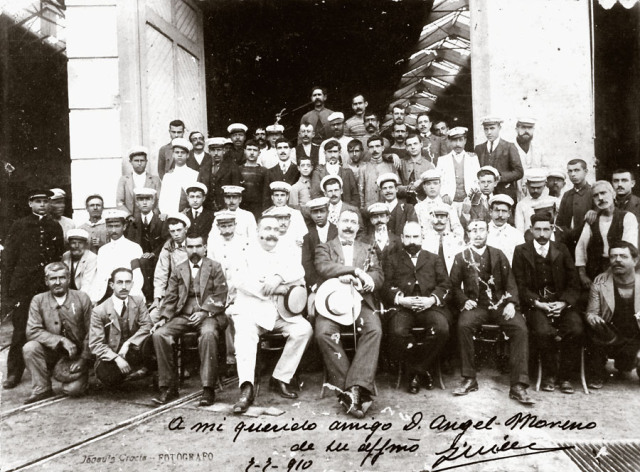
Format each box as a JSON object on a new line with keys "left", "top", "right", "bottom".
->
{"left": 120, "top": 302, "right": 126, "bottom": 318}
{"left": 194, "top": 210, "right": 199, "bottom": 219}
{"left": 489, "top": 141, "right": 494, "bottom": 154}
{"left": 144, "top": 215, "right": 150, "bottom": 225}
{"left": 341, "top": 240, "right": 353, "bottom": 246}
{"left": 281, "top": 163, "right": 286, "bottom": 174}
{"left": 540, "top": 247, "right": 547, "bottom": 258}
{"left": 120, "top": 302, "right": 130, "bottom": 341}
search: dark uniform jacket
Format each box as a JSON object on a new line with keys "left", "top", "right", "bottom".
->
{"left": 474, "top": 139, "right": 523, "bottom": 202}
{"left": 387, "top": 202, "right": 418, "bottom": 236}
{"left": 125, "top": 212, "right": 168, "bottom": 256}
{"left": 301, "top": 223, "right": 338, "bottom": 288}
{"left": 182, "top": 208, "right": 215, "bottom": 239}
{"left": 310, "top": 166, "right": 360, "bottom": 207}
{"left": 199, "top": 158, "right": 241, "bottom": 211}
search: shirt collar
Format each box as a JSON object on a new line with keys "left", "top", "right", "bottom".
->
{"left": 488, "top": 137, "right": 501, "bottom": 149}
{"left": 471, "top": 245, "right": 487, "bottom": 256}
{"left": 87, "top": 218, "right": 105, "bottom": 227}
{"left": 53, "top": 294, "right": 67, "bottom": 306}
{"left": 111, "top": 295, "right": 126, "bottom": 314}
{"left": 534, "top": 240, "right": 550, "bottom": 254}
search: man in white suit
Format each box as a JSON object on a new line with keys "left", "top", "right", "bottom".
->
{"left": 62, "top": 229, "right": 97, "bottom": 295}
{"left": 436, "top": 127, "right": 480, "bottom": 215}
{"left": 231, "top": 216, "right": 312, "bottom": 414}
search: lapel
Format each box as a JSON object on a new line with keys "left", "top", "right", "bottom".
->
{"left": 46, "top": 293, "right": 62, "bottom": 334}
{"left": 488, "top": 247, "right": 501, "bottom": 278}
{"left": 106, "top": 298, "right": 121, "bottom": 333}
{"left": 179, "top": 261, "right": 191, "bottom": 291}
{"left": 521, "top": 242, "right": 536, "bottom": 268}
{"left": 635, "top": 274, "right": 640, "bottom": 313}
{"left": 548, "top": 242, "right": 561, "bottom": 263}
{"left": 198, "top": 259, "right": 211, "bottom": 297}
{"left": 602, "top": 272, "right": 615, "bottom": 315}
{"left": 353, "top": 240, "right": 366, "bottom": 268}
{"left": 75, "top": 253, "right": 87, "bottom": 276}
{"left": 125, "top": 175, "right": 134, "bottom": 198}
{"left": 144, "top": 172, "right": 154, "bottom": 188}
{"left": 415, "top": 250, "right": 428, "bottom": 270}
{"left": 329, "top": 237, "right": 345, "bottom": 264}
{"left": 328, "top": 224, "right": 338, "bottom": 241}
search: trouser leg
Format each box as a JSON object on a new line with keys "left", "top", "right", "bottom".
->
{"left": 272, "top": 317, "right": 313, "bottom": 384}
{"left": 152, "top": 317, "right": 190, "bottom": 389}
{"left": 22, "top": 340, "right": 54, "bottom": 395}
{"left": 225, "top": 316, "right": 236, "bottom": 365}
{"left": 457, "top": 308, "right": 489, "bottom": 379}
{"left": 526, "top": 309, "right": 556, "bottom": 378}
{"left": 8, "top": 298, "right": 31, "bottom": 379}
{"left": 411, "top": 308, "right": 450, "bottom": 374}
{"left": 198, "top": 316, "right": 223, "bottom": 388}
{"left": 344, "top": 306, "right": 382, "bottom": 394}
{"left": 233, "top": 315, "right": 260, "bottom": 387}
{"left": 557, "top": 309, "right": 584, "bottom": 380}
{"left": 497, "top": 310, "right": 530, "bottom": 387}
{"left": 315, "top": 315, "right": 351, "bottom": 392}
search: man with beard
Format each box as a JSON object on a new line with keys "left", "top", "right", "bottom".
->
{"left": 319, "top": 113, "right": 353, "bottom": 166}
{"left": 158, "top": 138, "right": 198, "bottom": 215}
{"left": 80, "top": 194, "right": 108, "bottom": 253}
{"left": 22, "top": 262, "right": 93, "bottom": 403}
{"left": 612, "top": 169, "right": 640, "bottom": 222}
{"left": 474, "top": 117, "right": 523, "bottom": 203}
{"left": 116, "top": 147, "right": 162, "bottom": 219}
{"left": 420, "top": 204, "right": 465, "bottom": 274}
{"left": 556, "top": 159, "right": 594, "bottom": 254}
{"left": 513, "top": 214, "right": 583, "bottom": 394}
{"left": 376, "top": 173, "right": 418, "bottom": 236}
{"left": 265, "top": 139, "right": 300, "bottom": 197}
{"left": 90, "top": 268, "right": 155, "bottom": 388}
{"left": 2, "top": 189, "right": 64, "bottom": 389}
{"left": 450, "top": 220, "right": 534, "bottom": 405}
{"left": 486, "top": 195, "right": 523, "bottom": 264}
{"left": 151, "top": 233, "right": 228, "bottom": 406}
{"left": 345, "top": 94, "right": 368, "bottom": 141}
{"left": 365, "top": 203, "right": 402, "bottom": 266}
{"left": 221, "top": 185, "right": 257, "bottom": 240}
{"left": 311, "top": 140, "right": 359, "bottom": 207}
{"left": 239, "top": 140, "right": 268, "bottom": 219}
{"left": 382, "top": 221, "right": 452, "bottom": 394}
{"left": 359, "top": 136, "right": 398, "bottom": 210}
{"left": 257, "top": 124, "right": 285, "bottom": 169}
{"left": 300, "top": 86, "right": 334, "bottom": 140}
{"left": 547, "top": 169, "right": 567, "bottom": 199}
{"left": 231, "top": 216, "right": 312, "bottom": 413}
{"left": 292, "top": 123, "right": 320, "bottom": 166}
{"left": 62, "top": 229, "right": 97, "bottom": 295}
{"left": 200, "top": 137, "right": 241, "bottom": 212}
{"left": 416, "top": 112, "right": 444, "bottom": 166}
{"left": 414, "top": 169, "right": 464, "bottom": 241}
{"left": 254, "top": 127, "right": 268, "bottom": 152}
{"left": 513, "top": 117, "right": 546, "bottom": 199}
{"left": 584, "top": 240, "right": 640, "bottom": 388}
{"left": 388, "top": 123, "right": 411, "bottom": 161}
{"left": 226, "top": 123, "right": 248, "bottom": 166}
{"left": 302, "top": 197, "right": 338, "bottom": 292}
{"left": 186, "top": 131, "right": 212, "bottom": 172}
{"left": 399, "top": 133, "right": 435, "bottom": 202}
{"left": 515, "top": 168, "right": 557, "bottom": 233}
{"left": 576, "top": 181, "right": 638, "bottom": 288}
{"left": 314, "top": 210, "right": 384, "bottom": 418}
{"left": 157, "top": 119, "right": 185, "bottom": 179}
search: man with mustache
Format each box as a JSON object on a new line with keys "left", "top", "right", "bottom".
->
{"left": 116, "top": 147, "right": 162, "bottom": 220}
{"left": 376, "top": 173, "right": 418, "bottom": 236}
{"left": 382, "top": 221, "right": 452, "bottom": 394}
{"left": 612, "top": 169, "right": 640, "bottom": 223}
{"left": 220, "top": 185, "right": 257, "bottom": 240}
{"left": 263, "top": 181, "right": 308, "bottom": 247}
{"left": 513, "top": 214, "right": 583, "bottom": 394}
{"left": 231, "top": 216, "right": 312, "bottom": 413}
{"left": 450, "top": 219, "right": 534, "bottom": 405}
{"left": 201, "top": 137, "right": 241, "bottom": 212}
{"left": 345, "top": 94, "right": 368, "bottom": 142}
{"left": 584, "top": 240, "right": 640, "bottom": 388}
{"left": 310, "top": 140, "right": 360, "bottom": 207}
{"left": 318, "top": 113, "right": 353, "bottom": 166}
{"left": 365, "top": 203, "right": 402, "bottom": 266}
{"left": 420, "top": 204, "right": 465, "bottom": 274}
{"left": 486, "top": 194, "right": 524, "bottom": 264}
{"left": 546, "top": 169, "right": 568, "bottom": 199}
{"left": 359, "top": 136, "right": 399, "bottom": 210}
{"left": 414, "top": 169, "right": 464, "bottom": 241}
{"left": 257, "top": 124, "right": 285, "bottom": 169}
{"left": 253, "top": 127, "right": 268, "bottom": 152}
{"left": 314, "top": 210, "right": 384, "bottom": 418}
{"left": 186, "top": 131, "right": 212, "bottom": 172}
{"left": 300, "top": 86, "right": 334, "bottom": 141}
{"left": 157, "top": 119, "right": 185, "bottom": 179}
{"left": 62, "top": 229, "right": 97, "bottom": 296}
{"left": 265, "top": 139, "right": 300, "bottom": 196}
{"left": 515, "top": 168, "right": 558, "bottom": 233}
{"left": 575, "top": 180, "right": 638, "bottom": 289}
{"left": 361, "top": 112, "right": 390, "bottom": 152}
{"left": 225, "top": 123, "right": 248, "bottom": 166}
{"left": 416, "top": 112, "right": 444, "bottom": 166}
{"left": 151, "top": 233, "right": 228, "bottom": 406}
{"left": 291, "top": 123, "right": 320, "bottom": 167}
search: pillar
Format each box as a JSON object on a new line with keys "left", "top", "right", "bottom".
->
{"left": 469, "top": 0, "right": 595, "bottom": 176}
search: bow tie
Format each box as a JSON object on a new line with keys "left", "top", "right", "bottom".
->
{"left": 193, "top": 263, "right": 200, "bottom": 269}
{"left": 341, "top": 240, "right": 354, "bottom": 246}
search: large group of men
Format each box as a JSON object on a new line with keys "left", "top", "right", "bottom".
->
{"left": 3, "top": 86, "right": 640, "bottom": 419}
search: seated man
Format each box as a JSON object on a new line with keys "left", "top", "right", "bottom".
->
{"left": 376, "top": 173, "right": 418, "bottom": 236}
{"left": 22, "top": 262, "right": 93, "bottom": 404}
{"left": 585, "top": 241, "right": 640, "bottom": 388}
{"left": 182, "top": 183, "right": 215, "bottom": 238}
{"left": 382, "top": 221, "right": 452, "bottom": 394}
{"left": 62, "top": 229, "right": 97, "bottom": 295}
{"left": 89, "top": 268, "right": 155, "bottom": 388}
{"left": 151, "top": 233, "right": 228, "bottom": 406}
{"left": 314, "top": 210, "right": 383, "bottom": 418}
{"left": 231, "top": 216, "right": 313, "bottom": 413}
{"left": 449, "top": 220, "right": 534, "bottom": 405}
{"left": 512, "top": 214, "right": 583, "bottom": 394}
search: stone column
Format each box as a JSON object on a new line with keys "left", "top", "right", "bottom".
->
{"left": 469, "top": 0, "right": 595, "bottom": 176}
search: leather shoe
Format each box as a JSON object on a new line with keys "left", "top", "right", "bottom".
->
{"left": 408, "top": 374, "right": 420, "bottom": 394}
{"left": 541, "top": 377, "right": 556, "bottom": 392}
{"left": 453, "top": 377, "right": 478, "bottom": 396}
{"left": 199, "top": 387, "right": 215, "bottom": 406}
{"left": 559, "top": 380, "right": 574, "bottom": 394}
{"left": 343, "top": 386, "right": 364, "bottom": 419}
{"left": 24, "top": 389, "right": 54, "bottom": 405}
{"left": 125, "top": 367, "right": 149, "bottom": 382}
{"left": 233, "top": 382, "right": 254, "bottom": 414}
{"left": 509, "top": 384, "right": 536, "bottom": 405}
{"left": 270, "top": 377, "right": 298, "bottom": 399}
{"left": 152, "top": 387, "right": 179, "bottom": 405}
{"left": 3, "top": 375, "right": 21, "bottom": 390}
{"left": 423, "top": 371, "right": 434, "bottom": 390}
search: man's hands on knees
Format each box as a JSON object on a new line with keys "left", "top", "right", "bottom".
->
{"left": 502, "top": 302, "right": 515, "bottom": 320}
{"left": 60, "top": 338, "right": 78, "bottom": 358}
{"left": 463, "top": 299, "right": 477, "bottom": 311}
{"left": 114, "top": 356, "right": 132, "bottom": 375}
{"left": 188, "top": 311, "right": 207, "bottom": 327}
{"left": 586, "top": 313, "right": 606, "bottom": 328}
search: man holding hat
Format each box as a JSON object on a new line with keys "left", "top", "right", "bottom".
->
{"left": 302, "top": 197, "right": 338, "bottom": 292}
{"left": 461, "top": 166, "right": 500, "bottom": 226}
{"left": 158, "top": 138, "right": 199, "bottom": 215}
{"left": 436, "top": 127, "right": 481, "bottom": 215}
{"left": 414, "top": 169, "right": 464, "bottom": 240}
{"left": 22, "top": 262, "right": 93, "bottom": 403}
{"left": 182, "top": 182, "right": 215, "bottom": 238}
{"left": 2, "top": 188, "right": 64, "bottom": 389}
{"left": 62, "top": 228, "right": 97, "bottom": 295}
{"left": 221, "top": 185, "right": 257, "bottom": 240}
{"left": 314, "top": 210, "right": 384, "bottom": 418}
{"left": 186, "top": 131, "right": 212, "bottom": 174}
{"left": 310, "top": 140, "right": 360, "bottom": 207}
{"left": 157, "top": 119, "right": 185, "bottom": 179}
{"left": 257, "top": 124, "right": 286, "bottom": 169}
{"left": 201, "top": 137, "right": 241, "bottom": 212}
{"left": 301, "top": 86, "right": 334, "bottom": 141}
{"left": 226, "top": 123, "right": 248, "bottom": 166}
{"left": 48, "top": 188, "right": 76, "bottom": 239}
{"left": 376, "top": 173, "right": 418, "bottom": 236}
{"left": 239, "top": 139, "right": 269, "bottom": 220}
{"left": 116, "top": 146, "right": 162, "bottom": 219}
{"left": 474, "top": 116, "right": 523, "bottom": 202}
{"left": 231, "top": 216, "right": 312, "bottom": 413}
{"left": 382, "top": 221, "right": 452, "bottom": 394}
{"left": 486, "top": 194, "right": 524, "bottom": 264}
{"left": 89, "top": 209, "right": 144, "bottom": 304}
{"left": 515, "top": 168, "right": 557, "bottom": 233}
{"left": 318, "top": 112, "right": 351, "bottom": 165}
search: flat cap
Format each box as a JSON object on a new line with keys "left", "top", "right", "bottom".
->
{"left": 376, "top": 172, "right": 400, "bottom": 187}
{"left": 531, "top": 196, "right": 559, "bottom": 211}
{"left": 420, "top": 169, "right": 441, "bottom": 181}
{"left": 49, "top": 188, "right": 66, "bottom": 200}
{"left": 525, "top": 167, "right": 549, "bottom": 183}
{"left": 320, "top": 174, "right": 343, "bottom": 189}
{"left": 103, "top": 209, "right": 129, "bottom": 221}
{"left": 481, "top": 116, "right": 503, "bottom": 125}
{"left": 516, "top": 117, "right": 537, "bottom": 125}
{"left": 477, "top": 165, "right": 500, "bottom": 179}
{"left": 488, "top": 194, "right": 514, "bottom": 207}
{"left": 306, "top": 197, "right": 330, "bottom": 209}
{"left": 269, "top": 181, "right": 292, "bottom": 193}
{"left": 166, "top": 212, "right": 191, "bottom": 228}
{"left": 128, "top": 146, "right": 149, "bottom": 159}
{"left": 67, "top": 228, "right": 89, "bottom": 241}
{"left": 214, "top": 210, "right": 236, "bottom": 222}
{"left": 266, "top": 124, "right": 284, "bottom": 134}
{"left": 367, "top": 203, "right": 389, "bottom": 215}
{"left": 447, "top": 127, "right": 468, "bottom": 138}
{"left": 133, "top": 187, "right": 157, "bottom": 197}
{"left": 184, "top": 182, "right": 208, "bottom": 195}
{"left": 327, "top": 112, "right": 345, "bottom": 122}
{"left": 264, "top": 206, "right": 292, "bottom": 218}
{"left": 547, "top": 168, "right": 566, "bottom": 180}
{"left": 227, "top": 123, "right": 248, "bottom": 134}
{"left": 171, "top": 137, "right": 193, "bottom": 152}
{"left": 206, "top": 137, "right": 226, "bottom": 148}
{"left": 222, "top": 185, "right": 244, "bottom": 195}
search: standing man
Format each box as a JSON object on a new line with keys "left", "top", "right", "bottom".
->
{"left": 239, "top": 139, "right": 269, "bottom": 220}
{"left": 226, "top": 123, "right": 248, "bottom": 166}
{"left": 512, "top": 214, "right": 583, "bottom": 393}
{"left": 319, "top": 113, "right": 352, "bottom": 165}
{"left": 377, "top": 173, "right": 418, "bottom": 236}
{"left": 311, "top": 140, "right": 360, "bottom": 207}
{"left": 416, "top": 112, "right": 443, "bottom": 166}
{"left": 514, "top": 117, "right": 545, "bottom": 199}
{"left": 22, "top": 262, "right": 92, "bottom": 403}
{"left": 264, "top": 181, "right": 308, "bottom": 244}
{"left": 486, "top": 195, "right": 524, "bottom": 264}
{"left": 414, "top": 169, "right": 464, "bottom": 240}
{"left": 254, "top": 127, "right": 268, "bottom": 152}
{"left": 257, "top": 124, "right": 285, "bottom": 170}
{"left": 186, "top": 131, "right": 211, "bottom": 173}
{"left": 437, "top": 127, "right": 480, "bottom": 214}
{"left": 221, "top": 185, "right": 258, "bottom": 240}
{"left": 514, "top": 168, "right": 556, "bottom": 233}
{"left": 300, "top": 86, "right": 334, "bottom": 141}
{"left": 346, "top": 139, "right": 366, "bottom": 186}
{"left": 450, "top": 220, "right": 534, "bottom": 405}
{"left": 345, "top": 94, "right": 368, "bottom": 141}
{"left": 359, "top": 136, "right": 398, "bottom": 211}
{"left": 388, "top": 123, "right": 411, "bottom": 161}
{"left": 420, "top": 203, "right": 465, "bottom": 274}
{"left": 289, "top": 156, "right": 314, "bottom": 211}
{"left": 157, "top": 119, "right": 185, "bottom": 179}
{"left": 612, "top": 169, "right": 640, "bottom": 222}
{"left": 201, "top": 137, "right": 241, "bottom": 212}
{"left": 434, "top": 119, "right": 449, "bottom": 138}
{"left": 80, "top": 194, "right": 108, "bottom": 253}
{"left": 302, "top": 197, "right": 338, "bottom": 292}
{"left": 230, "top": 216, "right": 312, "bottom": 413}
{"left": 62, "top": 229, "right": 98, "bottom": 295}
{"left": 314, "top": 210, "right": 384, "bottom": 418}
{"left": 556, "top": 159, "right": 593, "bottom": 255}
{"left": 474, "top": 116, "right": 523, "bottom": 203}
{"left": 292, "top": 123, "right": 320, "bottom": 166}
{"left": 547, "top": 169, "right": 568, "bottom": 199}
{"left": 116, "top": 146, "right": 162, "bottom": 218}
{"left": 151, "top": 233, "right": 228, "bottom": 406}
{"left": 90, "top": 268, "right": 154, "bottom": 388}
{"left": 158, "top": 138, "right": 198, "bottom": 215}
{"left": 399, "top": 133, "right": 435, "bottom": 201}
{"left": 48, "top": 188, "right": 76, "bottom": 239}
{"left": 2, "top": 189, "right": 64, "bottom": 389}
{"left": 365, "top": 203, "right": 402, "bottom": 265}
{"left": 382, "top": 221, "right": 452, "bottom": 394}
{"left": 461, "top": 166, "right": 501, "bottom": 226}
{"left": 265, "top": 138, "right": 300, "bottom": 194}
{"left": 182, "top": 183, "right": 215, "bottom": 238}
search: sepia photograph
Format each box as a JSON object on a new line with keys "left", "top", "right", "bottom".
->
{"left": 1, "top": 0, "right": 639, "bottom": 470}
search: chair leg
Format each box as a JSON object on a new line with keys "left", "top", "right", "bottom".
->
{"left": 177, "top": 337, "right": 184, "bottom": 386}
{"left": 320, "top": 366, "right": 327, "bottom": 399}
{"left": 395, "top": 362, "right": 403, "bottom": 390}
{"left": 372, "top": 380, "right": 378, "bottom": 396}
{"left": 255, "top": 342, "right": 262, "bottom": 400}
{"left": 435, "top": 358, "right": 445, "bottom": 390}
{"left": 580, "top": 346, "right": 590, "bottom": 395}
{"left": 535, "top": 354, "right": 542, "bottom": 392}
